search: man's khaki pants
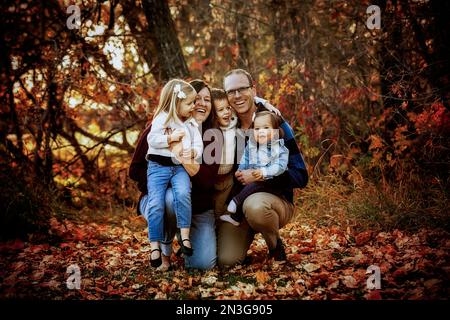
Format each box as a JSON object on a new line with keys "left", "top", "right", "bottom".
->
{"left": 217, "top": 192, "right": 294, "bottom": 268}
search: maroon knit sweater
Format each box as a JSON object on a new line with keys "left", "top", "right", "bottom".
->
{"left": 129, "top": 125, "right": 221, "bottom": 214}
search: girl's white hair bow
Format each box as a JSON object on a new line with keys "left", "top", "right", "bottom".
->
{"left": 174, "top": 84, "right": 187, "bottom": 99}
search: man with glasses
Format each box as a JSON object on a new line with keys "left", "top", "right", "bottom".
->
{"left": 217, "top": 68, "right": 309, "bottom": 267}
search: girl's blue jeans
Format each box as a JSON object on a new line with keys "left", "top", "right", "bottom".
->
{"left": 145, "top": 160, "right": 191, "bottom": 242}
{"left": 140, "top": 189, "right": 217, "bottom": 270}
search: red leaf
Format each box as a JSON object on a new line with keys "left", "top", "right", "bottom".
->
{"left": 355, "top": 231, "right": 373, "bottom": 246}
{"left": 366, "top": 290, "right": 382, "bottom": 300}
{"left": 298, "top": 247, "right": 315, "bottom": 253}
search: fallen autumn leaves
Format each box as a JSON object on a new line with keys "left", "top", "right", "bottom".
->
{"left": 0, "top": 212, "right": 449, "bottom": 300}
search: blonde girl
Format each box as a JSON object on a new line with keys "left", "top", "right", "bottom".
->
{"left": 145, "top": 79, "right": 203, "bottom": 268}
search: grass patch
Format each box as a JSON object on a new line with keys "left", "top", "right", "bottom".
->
{"left": 224, "top": 273, "right": 257, "bottom": 286}
{"left": 0, "top": 165, "right": 70, "bottom": 240}
{"left": 294, "top": 172, "right": 450, "bottom": 233}
{"left": 276, "top": 279, "right": 288, "bottom": 287}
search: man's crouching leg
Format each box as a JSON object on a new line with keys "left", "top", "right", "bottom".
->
{"left": 242, "top": 192, "right": 294, "bottom": 252}
{"left": 217, "top": 219, "right": 254, "bottom": 269}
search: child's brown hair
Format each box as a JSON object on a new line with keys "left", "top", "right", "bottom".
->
{"left": 211, "top": 88, "right": 229, "bottom": 128}
{"left": 211, "top": 88, "right": 228, "bottom": 102}
{"left": 254, "top": 111, "right": 284, "bottom": 138}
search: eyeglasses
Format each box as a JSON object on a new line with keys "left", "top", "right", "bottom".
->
{"left": 225, "top": 86, "right": 252, "bottom": 97}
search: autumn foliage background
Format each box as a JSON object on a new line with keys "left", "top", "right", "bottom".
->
{"left": 0, "top": 0, "right": 449, "bottom": 299}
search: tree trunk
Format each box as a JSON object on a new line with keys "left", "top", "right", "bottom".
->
{"left": 375, "top": 0, "right": 399, "bottom": 113}
{"left": 234, "top": 2, "right": 251, "bottom": 71}
{"left": 122, "top": 0, "right": 162, "bottom": 80}
{"left": 408, "top": 0, "right": 450, "bottom": 110}
{"left": 270, "top": 0, "right": 287, "bottom": 70}
{"left": 270, "top": 0, "right": 310, "bottom": 69}
{"left": 141, "top": 0, "right": 190, "bottom": 81}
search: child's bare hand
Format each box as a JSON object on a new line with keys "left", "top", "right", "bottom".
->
{"left": 251, "top": 169, "right": 263, "bottom": 180}
{"left": 170, "top": 129, "right": 185, "bottom": 143}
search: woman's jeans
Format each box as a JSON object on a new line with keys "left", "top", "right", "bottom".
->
{"left": 140, "top": 188, "right": 217, "bottom": 270}
{"left": 145, "top": 161, "right": 191, "bottom": 242}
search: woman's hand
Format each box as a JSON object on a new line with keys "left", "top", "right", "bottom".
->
{"left": 169, "top": 142, "right": 200, "bottom": 176}
{"left": 168, "top": 139, "right": 183, "bottom": 156}
{"left": 180, "top": 150, "right": 192, "bottom": 161}
{"left": 192, "top": 149, "right": 198, "bottom": 159}
{"left": 178, "top": 148, "right": 197, "bottom": 161}
{"left": 169, "top": 143, "right": 191, "bottom": 163}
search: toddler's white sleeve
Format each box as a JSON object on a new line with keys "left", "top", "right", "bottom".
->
{"left": 147, "top": 113, "right": 170, "bottom": 149}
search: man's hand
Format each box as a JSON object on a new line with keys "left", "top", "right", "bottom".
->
{"left": 263, "top": 101, "right": 281, "bottom": 116}
{"left": 235, "top": 169, "right": 261, "bottom": 185}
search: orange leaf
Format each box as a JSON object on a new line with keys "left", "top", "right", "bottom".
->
{"left": 255, "top": 271, "right": 270, "bottom": 284}
{"left": 368, "top": 134, "right": 383, "bottom": 150}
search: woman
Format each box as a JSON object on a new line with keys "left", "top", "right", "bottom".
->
{"left": 129, "top": 80, "right": 220, "bottom": 271}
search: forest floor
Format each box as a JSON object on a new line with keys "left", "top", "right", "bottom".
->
{"left": 1, "top": 207, "right": 449, "bottom": 300}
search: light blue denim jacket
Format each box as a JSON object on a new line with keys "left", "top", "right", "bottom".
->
{"left": 238, "top": 138, "right": 289, "bottom": 179}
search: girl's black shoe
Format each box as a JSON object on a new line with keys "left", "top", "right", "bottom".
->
{"left": 150, "top": 248, "right": 162, "bottom": 268}
{"left": 176, "top": 231, "right": 193, "bottom": 256}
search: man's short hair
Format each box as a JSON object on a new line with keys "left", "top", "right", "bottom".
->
{"left": 210, "top": 88, "right": 228, "bottom": 102}
{"left": 223, "top": 69, "right": 254, "bottom": 88}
